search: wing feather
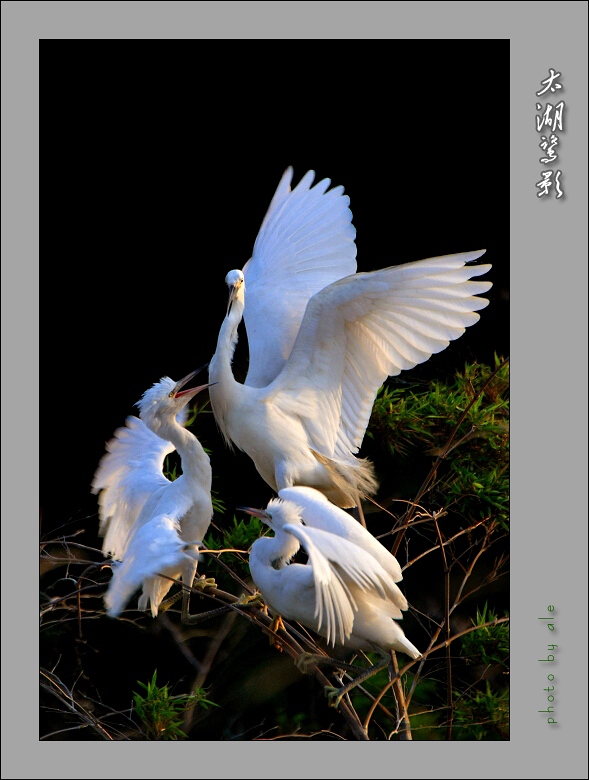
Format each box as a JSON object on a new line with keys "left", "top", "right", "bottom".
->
{"left": 285, "top": 523, "right": 404, "bottom": 646}
{"left": 91, "top": 416, "right": 172, "bottom": 559}
{"left": 104, "top": 515, "right": 195, "bottom": 617}
{"left": 242, "top": 169, "right": 357, "bottom": 388}
{"left": 270, "top": 251, "right": 491, "bottom": 457}
{"left": 279, "top": 486, "right": 406, "bottom": 593}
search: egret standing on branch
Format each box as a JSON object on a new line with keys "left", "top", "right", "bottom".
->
{"left": 92, "top": 370, "right": 214, "bottom": 620}
{"left": 209, "top": 168, "right": 492, "bottom": 516}
{"left": 241, "top": 486, "right": 421, "bottom": 708}
{"left": 240, "top": 487, "right": 420, "bottom": 653}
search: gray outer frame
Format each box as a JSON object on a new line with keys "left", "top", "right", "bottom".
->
{"left": 2, "top": 1, "right": 587, "bottom": 778}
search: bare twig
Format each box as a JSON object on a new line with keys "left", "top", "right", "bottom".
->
{"left": 391, "top": 652, "right": 412, "bottom": 740}
{"left": 364, "top": 617, "right": 509, "bottom": 729}
{"left": 433, "top": 513, "right": 453, "bottom": 740}
{"left": 40, "top": 669, "right": 116, "bottom": 741}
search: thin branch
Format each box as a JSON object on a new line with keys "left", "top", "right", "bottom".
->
{"left": 363, "top": 617, "right": 509, "bottom": 729}
{"left": 403, "top": 518, "right": 487, "bottom": 570}
{"left": 40, "top": 669, "right": 115, "bottom": 741}
{"left": 159, "top": 577, "right": 370, "bottom": 741}
{"left": 433, "top": 513, "right": 453, "bottom": 740}
{"left": 391, "top": 652, "right": 412, "bottom": 740}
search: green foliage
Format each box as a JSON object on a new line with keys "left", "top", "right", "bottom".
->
{"left": 389, "top": 669, "right": 508, "bottom": 742}
{"left": 223, "top": 514, "right": 265, "bottom": 550}
{"left": 185, "top": 399, "right": 209, "bottom": 429}
{"left": 449, "top": 605, "right": 510, "bottom": 739}
{"left": 461, "top": 604, "right": 509, "bottom": 670}
{"left": 447, "top": 459, "right": 509, "bottom": 526}
{"left": 202, "top": 514, "right": 265, "bottom": 578}
{"left": 211, "top": 492, "right": 226, "bottom": 516}
{"left": 204, "top": 514, "right": 264, "bottom": 553}
{"left": 370, "top": 384, "right": 437, "bottom": 455}
{"left": 163, "top": 456, "right": 180, "bottom": 482}
{"left": 371, "top": 357, "right": 508, "bottom": 454}
{"left": 369, "top": 356, "right": 509, "bottom": 527}
{"left": 453, "top": 682, "right": 509, "bottom": 740}
{"left": 133, "top": 670, "right": 218, "bottom": 741}
{"left": 361, "top": 358, "right": 510, "bottom": 741}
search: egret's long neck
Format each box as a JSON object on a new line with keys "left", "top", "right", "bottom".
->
{"left": 251, "top": 528, "right": 301, "bottom": 572}
{"left": 208, "top": 287, "right": 245, "bottom": 447}
{"left": 156, "top": 417, "right": 211, "bottom": 485}
{"left": 249, "top": 528, "right": 302, "bottom": 618}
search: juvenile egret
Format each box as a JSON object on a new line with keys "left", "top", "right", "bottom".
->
{"left": 92, "top": 370, "right": 213, "bottom": 619}
{"left": 241, "top": 490, "right": 420, "bottom": 657}
{"left": 209, "top": 167, "right": 492, "bottom": 510}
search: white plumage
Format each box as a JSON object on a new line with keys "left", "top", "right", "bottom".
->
{"left": 104, "top": 515, "right": 199, "bottom": 618}
{"left": 209, "top": 167, "right": 492, "bottom": 508}
{"left": 92, "top": 371, "right": 213, "bottom": 617}
{"left": 244, "top": 488, "right": 420, "bottom": 658}
{"left": 241, "top": 167, "right": 357, "bottom": 388}
{"left": 278, "top": 486, "right": 403, "bottom": 584}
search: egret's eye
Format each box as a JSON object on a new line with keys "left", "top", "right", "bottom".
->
{"left": 169, "top": 391, "right": 175, "bottom": 398}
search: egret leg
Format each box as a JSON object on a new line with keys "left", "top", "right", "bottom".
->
{"left": 192, "top": 574, "right": 218, "bottom": 591}
{"left": 235, "top": 590, "right": 266, "bottom": 609}
{"left": 179, "top": 575, "right": 218, "bottom": 624}
{"left": 181, "top": 600, "right": 234, "bottom": 624}
{"left": 349, "top": 504, "right": 367, "bottom": 528}
{"left": 295, "top": 651, "right": 367, "bottom": 676}
{"left": 157, "top": 583, "right": 221, "bottom": 621}
{"left": 267, "top": 614, "right": 286, "bottom": 650}
{"left": 158, "top": 588, "right": 183, "bottom": 613}
{"left": 351, "top": 491, "right": 367, "bottom": 528}
{"left": 325, "top": 652, "right": 391, "bottom": 709}
{"left": 178, "top": 584, "right": 266, "bottom": 625}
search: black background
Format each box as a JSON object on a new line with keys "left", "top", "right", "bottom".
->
{"left": 40, "top": 41, "right": 509, "bottom": 541}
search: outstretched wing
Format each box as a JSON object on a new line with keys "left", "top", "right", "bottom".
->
{"left": 92, "top": 416, "right": 173, "bottom": 560}
{"left": 104, "top": 515, "right": 197, "bottom": 617}
{"left": 285, "top": 523, "right": 403, "bottom": 646}
{"left": 243, "top": 167, "right": 357, "bottom": 388}
{"left": 269, "top": 251, "right": 492, "bottom": 460}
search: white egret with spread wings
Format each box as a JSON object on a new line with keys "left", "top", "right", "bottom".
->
{"left": 209, "top": 168, "right": 492, "bottom": 513}
{"left": 92, "top": 370, "right": 213, "bottom": 619}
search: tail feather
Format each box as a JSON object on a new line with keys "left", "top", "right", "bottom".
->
{"left": 310, "top": 449, "right": 378, "bottom": 507}
{"left": 390, "top": 624, "right": 421, "bottom": 659}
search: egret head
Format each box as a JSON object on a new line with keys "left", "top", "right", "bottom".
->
{"left": 238, "top": 498, "right": 304, "bottom": 531}
{"left": 136, "top": 369, "right": 213, "bottom": 432}
{"left": 225, "top": 269, "right": 245, "bottom": 314}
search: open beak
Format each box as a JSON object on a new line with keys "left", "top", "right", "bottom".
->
{"left": 237, "top": 506, "right": 271, "bottom": 523}
{"left": 173, "top": 366, "right": 215, "bottom": 400}
{"left": 174, "top": 382, "right": 216, "bottom": 400}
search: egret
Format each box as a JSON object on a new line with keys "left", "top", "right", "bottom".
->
{"left": 240, "top": 490, "right": 420, "bottom": 706}
{"left": 241, "top": 489, "right": 420, "bottom": 655}
{"left": 92, "top": 370, "right": 214, "bottom": 619}
{"left": 209, "top": 167, "right": 492, "bottom": 513}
